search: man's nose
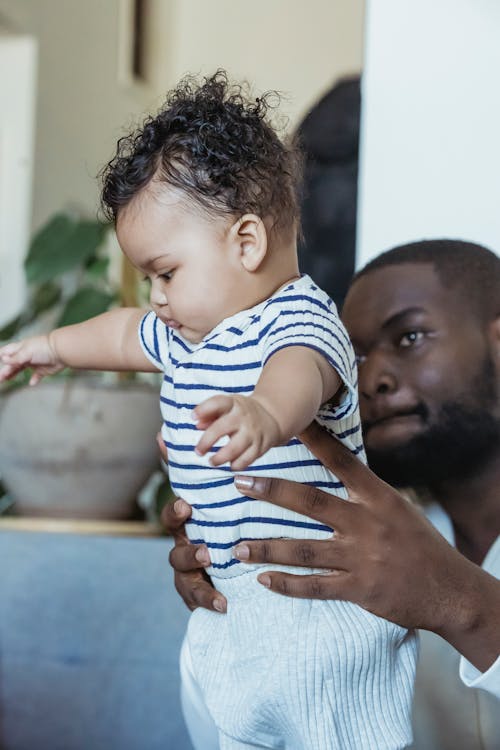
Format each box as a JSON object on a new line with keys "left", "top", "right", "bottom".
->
{"left": 150, "top": 279, "right": 167, "bottom": 308}
{"left": 358, "top": 351, "right": 398, "bottom": 400}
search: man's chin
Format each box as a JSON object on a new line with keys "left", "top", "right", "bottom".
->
{"left": 365, "top": 443, "right": 429, "bottom": 488}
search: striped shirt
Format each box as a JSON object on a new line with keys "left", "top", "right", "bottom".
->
{"left": 139, "top": 275, "right": 365, "bottom": 579}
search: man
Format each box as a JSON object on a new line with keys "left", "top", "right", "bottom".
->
{"left": 164, "top": 239, "right": 500, "bottom": 748}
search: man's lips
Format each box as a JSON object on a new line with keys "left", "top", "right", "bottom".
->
{"left": 363, "top": 406, "right": 427, "bottom": 435}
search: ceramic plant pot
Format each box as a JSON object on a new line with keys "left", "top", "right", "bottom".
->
{"left": 0, "top": 379, "right": 161, "bottom": 519}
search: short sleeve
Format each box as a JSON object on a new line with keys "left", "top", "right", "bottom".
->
{"left": 138, "top": 311, "right": 168, "bottom": 371}
{"left": 260, "top": 289, "right": 357, "bottom": 419}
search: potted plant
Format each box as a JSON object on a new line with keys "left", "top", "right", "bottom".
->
{"left": 0, "top": 212, "right": 169, "bottom": 520}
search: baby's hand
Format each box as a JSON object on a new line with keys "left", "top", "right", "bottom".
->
{"left": 0, "top": 334, "right": 65, "bottom": 386}
{"left": 193, "top": 394, "right": 281, "bottom": 471}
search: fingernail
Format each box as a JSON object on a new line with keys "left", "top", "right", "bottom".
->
{"left": 233, "top": 544, "right": 249, "bottom": 561}
{"left": 213, "top": 598, "right": 226, "bottom": 613}
{"left": 173, "top": 500, "right": 187, "bottom": 516}
{"left": 234, "top": 475, "right": 254, "bottom": 490}
{"left": 195, "top": 547, "right": 210, "bottom": 565}
{"left": 258, "top": 574, "right": 271, "bottom": 588}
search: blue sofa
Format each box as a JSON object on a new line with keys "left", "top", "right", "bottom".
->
{"left": 0, "top": 531, "right": 193, "bottom": 750}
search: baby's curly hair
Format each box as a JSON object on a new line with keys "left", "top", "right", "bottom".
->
{"left": 101, "top": 70, "right": 303, "bottom": 237}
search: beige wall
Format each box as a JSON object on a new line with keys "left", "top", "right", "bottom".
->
{"left": 151, "top": 0, "right": 365, "bottom": 125}
{"left": 0, "top": 0, "right": 364, "bottom": 234}
{"left": 0, "top": 0, "right": 157, "bottom": 232}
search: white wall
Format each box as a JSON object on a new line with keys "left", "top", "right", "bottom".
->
{"left": 357, "top": 0, "right": 500, "bottom": 266}
{"left": 0, "top": 34, "right": 36, "bottom": 325}
{"left": 0, "top": 0, "right": 157, "bottom": 234}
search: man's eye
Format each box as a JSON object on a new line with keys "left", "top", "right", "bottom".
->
{"left": 399, "top": 331, "right": 424, "bottom": 348}
{"left": 354, "top": 353, "right": 366, "bottom": 366}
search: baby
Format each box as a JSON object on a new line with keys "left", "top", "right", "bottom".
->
{"left": 0, "top": 72, "right": 417, "bottom": 749}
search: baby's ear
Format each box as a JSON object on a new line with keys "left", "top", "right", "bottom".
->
{"left": 230, "top": 214, "right": 268, "bottom": 272}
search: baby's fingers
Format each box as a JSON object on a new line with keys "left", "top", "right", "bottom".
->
{"left": 195, "top": 414, "right": 233, "bottom": 457}
{"left": 193, "top": 395, "right": 233, "bottom": 426}
{"left": 0, "top": 342, "right": 24, "bottom": 363}
{"left": 0, "top": 363, "right": 22, "bottom": 382}
{"left": 29, "top": 372, "right": 45, "bottom": 386}
{"left": 210, "top": 433, "right": 252, "bottom": 468}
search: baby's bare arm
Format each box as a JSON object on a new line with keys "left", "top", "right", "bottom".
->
{"left": 0, "top": 309, "right": 159, "bottom": 384}
{"left": 50, "top": 308, "right": 158, "bottom": 371}
{"left": 194, "top": 347, "right": 342, "bottom": 470}
{"left": 253, "top": 346, "right": 342, "bottom": 443}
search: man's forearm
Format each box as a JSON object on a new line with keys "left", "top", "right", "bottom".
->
{"left": 51, "top": 308, "right": 158, "bottom": 372}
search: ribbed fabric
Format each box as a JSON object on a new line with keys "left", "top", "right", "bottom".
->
{"left": 139, "top": 275, "right": 364, "bottom": 578}
{"left": 183, "top": 568, "right": 418, "bottom": 749}
{"left": 140, "top": 274, "right": 417, "bottom": 747}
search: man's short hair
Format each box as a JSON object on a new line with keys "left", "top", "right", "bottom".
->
{"left": 353, "top": 239, "right": 500, "bottom": 322}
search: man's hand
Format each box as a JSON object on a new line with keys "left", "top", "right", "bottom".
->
{"left": 193, "top": 394, "right": 281, "bottom": 471}
{"left": 231, "top": 422, "right": 500, "bottom": 672}
{"left": 162, "top": 499, "right": 227, "bottom": 614}
{"left": 0, "top": 334, "right": 65, "bottom": 385}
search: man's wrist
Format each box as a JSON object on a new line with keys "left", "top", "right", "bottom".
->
{"left": 434, "top": 563, "right": 500, "bottom": 672}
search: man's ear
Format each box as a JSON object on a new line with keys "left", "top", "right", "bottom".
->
{"left": 229, "top": 214, "right": 268, "bottom": 272}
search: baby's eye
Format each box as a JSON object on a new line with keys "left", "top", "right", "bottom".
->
{"left": 160, "top": 271, "right": 173, "bottom": 281}
{"left": 399, "top": 330, "right": 424, "bottom": 348}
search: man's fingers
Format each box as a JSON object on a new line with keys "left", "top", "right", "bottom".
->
{"left": 174, "top": 571, "right": 227, "bottom": 614}
{"left": 169, "top": 541, "right": 211, "bottom": 572}
{"left": 299, "top": 421, "right": 377, "bottom": 496}
{"left": 161, "top": 498, "right": 192, "bottom": 532}
{"left": 234, "top": 537, "right": 348, "bottom": 569}
{"left": 234, "top": 474, "right": 352, "bottom": 529}
{"left": 256, "top": 570, "right": 349, "bottom": 600}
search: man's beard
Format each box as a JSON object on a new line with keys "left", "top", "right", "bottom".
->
{"left": 364, "top": 357, "right": 500, "bottom": 490}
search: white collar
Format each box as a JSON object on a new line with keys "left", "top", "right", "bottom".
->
{"left": 424, "top": 502, "right": 500, "bottom": 575}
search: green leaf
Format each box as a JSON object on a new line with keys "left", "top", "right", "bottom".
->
{"left": 56, "top": 287, "right": 116, "bottom": 327}
{"left": 0, "top": 283, "right": 61, "bottom": 342}
{"left": 85, "top": 257, "right": 110, "bottom": 281}
{"left": 32, "top": 280, "right": 62, "bottom": 315}
{"left": 25, "top": 214, "right": 109, "bottom": 283}
{"left": 0, "top": 314, "right": 24, "bottom": 341}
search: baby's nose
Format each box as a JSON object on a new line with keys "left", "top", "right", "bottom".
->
{"left": 150, "top": 280, "right": 168, "bottom": 307}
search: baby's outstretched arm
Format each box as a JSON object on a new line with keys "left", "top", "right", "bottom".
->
{"left": 0, "top": 308, "right": 159, "bottom": 384}
{"left": 194, "top": 346, "right": 341, "bottom": 471}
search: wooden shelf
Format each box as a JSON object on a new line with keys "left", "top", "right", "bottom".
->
{"left": 0, "top": 516, "right": 164, "bottom": 537}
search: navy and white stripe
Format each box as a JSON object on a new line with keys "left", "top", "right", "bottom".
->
{"left": 139, "top": 275, "right": 365, "bottom": 578}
